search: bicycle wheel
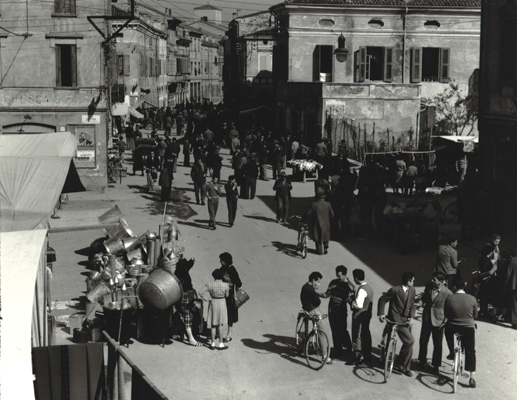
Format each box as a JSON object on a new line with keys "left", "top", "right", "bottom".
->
{"left": 384, "top": 338, "right": 397, "bottom": 382}
{"left": 295, "top": 317, "right": 306, "bottom": 354}
{"left": 305, "top": 331, "right": 329, "bottom": 370}
{"left": 453, "top": 349, "right": 461, "bottom": 393}
{"left": 443, "top": 203, "right": 458, "bottom": 222}
{"left": 301, "top": 235, "right": 308, "bottom": 259}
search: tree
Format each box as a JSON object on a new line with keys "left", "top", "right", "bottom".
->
{"left": 423, "top": 81, "right": 478, "bottom": 136}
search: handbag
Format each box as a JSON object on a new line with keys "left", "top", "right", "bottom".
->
{"left": 234, "top": 288, "right": 250, "bottom": 308}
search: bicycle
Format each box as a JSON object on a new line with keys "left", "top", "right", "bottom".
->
{"left": 295, "top": 311, "right": 330, "bottom": 370}
{"left": 292, "top": 215, "right": 309, "bottom": 259}
{"left": 146, "top": 167, "right": 157, "bottom": 192}
{"left": 452, "top": 333, "right": 465, "bottom": 393}
{"left": 380, "top": 319, "right": 410, "bottom": 382}
{"left": 442, "top": 200, "right": 458, "bottom": 222}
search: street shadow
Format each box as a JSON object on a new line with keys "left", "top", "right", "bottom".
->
{"left": 177, "top": 219, "right": 212, "bottom": 230}
{"left": 242, "top": 214, "right": 278, "bottom": 224}
{"left": 350, "top": 363, "right": 385, "bottom": 384}
{"left": 416, "top": 372, "right": 454, "bottom": 394}
{"left": 271, "top": 240, "right": 316, "bottom": 258}
{"left": 241, "top": 334, "right": 310, "bottom": 369}
{"left": 74, "top": 247, "right": 91, "bottom": 257}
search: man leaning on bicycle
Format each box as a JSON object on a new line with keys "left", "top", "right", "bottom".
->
{"left": 377, "top": 272, "right": 417, "bottom": 377}
{"left": 300, "top": 272, "right": 333, "bottom": 365}
{"left": 443, "top": 277, "right": 478, "bottom": 388}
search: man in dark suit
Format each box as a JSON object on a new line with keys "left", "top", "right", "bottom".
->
{"left": 418, "top": 273, "right": 452, "bottom": 375}
{"left": 310, "top": 187, "right": 334, "bottom": 255}
{"left": 225, "top": 175, "right": 239, "bottom": 227}
{"left": 378, "top": 272, "right": 417, "bottom": 377}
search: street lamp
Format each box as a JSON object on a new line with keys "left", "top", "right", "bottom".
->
{"left": 334, "top": 33, "right": 349, "bottom": 63}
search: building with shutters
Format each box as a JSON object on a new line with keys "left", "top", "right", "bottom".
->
{"left": 269, "top": 0, "right": 481, "bottom": 151}
{"left": 0, "top": 0, "right": 110, "bottom": 191}
{"left": 478, "top": 0, "right": 517, "bottom": 232}
{"left": 224, "top": 11, "right": 276, "bottom": 110}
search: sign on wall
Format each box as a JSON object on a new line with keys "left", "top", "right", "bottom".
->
{"left": 68, "top": 125, "right": 96, "bottom": 168}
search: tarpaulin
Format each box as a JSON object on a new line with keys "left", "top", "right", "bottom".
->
{"left": 0, "top": 132, "right": 77, "bottom": 232}
{"left": 1, "top": 229, "right": 48, "bottom": 400}
{"left": 128, "top": 105, "right": 144, "bottom": 119}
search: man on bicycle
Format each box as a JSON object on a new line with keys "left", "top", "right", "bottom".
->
{"left": 378, "top": 272, "right": 417, "bottom": 377}
{"left": 444, "top": 277, "right": 478, "bottom": 388}
{"left": 300, "top": 272, "right": 332, "bottom": 364}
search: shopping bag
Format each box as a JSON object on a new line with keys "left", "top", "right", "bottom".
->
{"left": 234, "top": 288, "right": 250, "bottom": 308}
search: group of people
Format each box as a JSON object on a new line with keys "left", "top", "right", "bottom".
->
{"left": 301, "top": 267, "right": 479, "bottom": 387}
{"left": 175, "top": 252, "right": 242, "bottom": 350}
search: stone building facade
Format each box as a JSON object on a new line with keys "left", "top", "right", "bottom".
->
{"left": 0, "top": 0, "right": 110, "bottom": 191}
{"left": 270, "top": 0, "right": 481, "bottom": 151}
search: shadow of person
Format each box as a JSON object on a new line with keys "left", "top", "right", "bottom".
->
{"left": 177, "top": 219, "right": 213, "bottom": 230}
{"left": 242, "top": 214, "right": 278, "bottom": 223}
{"left": 416, "top": 372, "right": 455, "bottom": 394}
{"left": 241, "top": 334, "right": 309, "bottom": 369}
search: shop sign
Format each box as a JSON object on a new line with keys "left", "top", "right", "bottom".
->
{"left": 68, "top": 124, "right": 96, "bottom": 168}
{"left": 82, "top": 115, "right": 100, "bottom": 124}
{"left": 0, "top": 88, "right": 106, "bottom": 108}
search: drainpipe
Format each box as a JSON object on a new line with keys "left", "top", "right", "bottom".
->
{"left": 402, "top": 6, "right": 408, "bottom": 83}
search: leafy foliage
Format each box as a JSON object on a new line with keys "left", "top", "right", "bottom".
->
{"left": 423, "top": 81, "right": 478, "bottom": 136}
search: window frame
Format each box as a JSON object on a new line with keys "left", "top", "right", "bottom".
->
{"left": 55, "top": 44, "right": 77, "bottom": 87}
{"left": 53, "top": 0, "right": 76, "bottom": 16}
{"left": 411, "top": 47, "right": 451, "bottom": 83}
{"left": 355, "top": 46, "right": 393, "bottom": 83}
{"left": 312, "top": 45, "right": 333, "bottom": 82}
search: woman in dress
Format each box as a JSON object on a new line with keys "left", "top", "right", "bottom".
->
{"left": 200, "top": 268, "right": 230, "bottom": 350}
{"left": 174, "top": 257, "right": 201, "bottom": 346}
{"left": 219, "top": 252, "right": 242, "bottom": 342}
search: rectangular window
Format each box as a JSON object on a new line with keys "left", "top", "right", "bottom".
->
{"left": 54, "top": 0, "right": 76, "bottom": 14}
{"left": 313, "top": 45, "right": 333, "bottom": 82}
{"left": 117, "top": 54, "right": 130, "bottom": 76}
{"left": 56, "top": 44, "right": 77, "bottom": 87}
{"left": 411, "top": 47, "right": 451, "bottom": 83}
{"left": 355, "top": 47, "right": 392, "bottom": 82}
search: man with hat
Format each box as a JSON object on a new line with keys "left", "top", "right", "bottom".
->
{"left": 310, "top": 187, "right": 334, "bottom": 255}
{"left": 418, "top": 272, "right": 452, "bottom": 375}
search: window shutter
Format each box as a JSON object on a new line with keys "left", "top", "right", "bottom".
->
{"left": 117, "top": 55, "right": 123, "bottom": 75}
{"left": 384, "top": 47, "right": 393, "bottom": 82}
{"left": 70, "top": 45, "right": 77, "bottom": 87}
{"left": 55, "top": 45, "right": 62, "bottom": 86}
{"left": 123, "top": 55, "right": 130, "bottom": 75}
{"left": 313, "top": 45, "right": 320, "bottom": 81}
{"left": 411, "top": 48, "right": 421, "bottom": 83}
{"left": 260, "top": 54, "right": 266, "bottom": 71}
{"left": 359, "top": 47, "right": 366, "bottom": 82}
{"left": 440, "top": 48, "right": 450, "bottom": 82}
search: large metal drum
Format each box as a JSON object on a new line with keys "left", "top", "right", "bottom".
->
{"left": 138, "top": 269, "right": 183, "bottom": 310}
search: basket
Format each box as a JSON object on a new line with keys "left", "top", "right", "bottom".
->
{"left": 138, "top": 269, "right": 183, "bottom": 310}
{"left": 234, "top": 288, "right": 250, "bottom": 308}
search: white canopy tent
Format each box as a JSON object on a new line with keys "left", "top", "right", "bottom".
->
{"left": 0, "top": 132, "right": 77, "bottom": 232}
{"left": 1, "top": 229, "right": 48, "bottom": 400}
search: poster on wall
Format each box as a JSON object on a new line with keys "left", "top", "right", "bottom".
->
{"left": 68, "top": 125, "right": 96, "bottom": 168}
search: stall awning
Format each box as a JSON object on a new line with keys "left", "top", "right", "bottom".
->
{"left": 1, "top": 229, "right": 48, "bottom": 400}
{"left": 133, "top": 99, "right": 158, "bottom": 109}
{"left": 432, "top": 135, "right": 478, "bottom": 144}
{"left": 128, "top": 105, "right": 144, "bottom": 119}
{"left": 0, "top": 132, "right": 77, "bottom": 232}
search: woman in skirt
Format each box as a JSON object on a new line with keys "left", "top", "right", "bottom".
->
{"left": 175, "top": 258, "right": 201, "bottom": 346}
{"left": 200, "top": 268, "right": 230, "bottom": 350}
{"left": 219, "top": 252, "right": 242, "bottom": 342}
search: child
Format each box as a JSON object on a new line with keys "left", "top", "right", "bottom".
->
{"left": 117, "top": 136, "right": 126, "bottom": 163}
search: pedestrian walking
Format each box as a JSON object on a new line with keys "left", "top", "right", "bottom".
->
{"left": 244, "top": 153, "right": 259, "bottom": 199}
{"left": 205, "top": 176, "right": 221, "bottom": 230}
{"left": 190, "top": 159, "right": 206, "bottom": 205}
{"left": 169, "top": 138, "right": 181, "bottom": 173}
{"left": 219, "top": 252, "right": 242, "bottom": 343}
{"left": 117, "top": 136, "right": 126, "bottom": 162}
{"left": 159, "top": 166, "right": 171, "bottom": 202}
{"left": 125, "top": 123, "right": 134, "bottom": 151}
{"left": 310, "top": 187, "right": 334, "bottom": 255}
{"left": 273, "top": 171, "right": 292, "bottom": 223}
{"left": 225, "top": 175, "right": 239, "bottom": 227}
{"left": 347, "top": 269, "right": 374, "bottom": 366}
{"left": 183, "top": 139, "right": 191, "bottom": 167}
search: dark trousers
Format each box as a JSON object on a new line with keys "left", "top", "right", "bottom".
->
{"left": 418, "top": 321, "right": 444, "bottom": 367}
{"left": 183, "top": 153, "right": 190, "bottom": 167}
{"left": 273, "top": 163, "right": 282, "bottom": 179}
{"left": 394, "top": 325, "right": 414, "bottom": 371}
{"left": 259, "top": 161, "right": 268, "bottom": 180}
{"left": 315, "top": 239, "right": 329, "bottom": 255}
{"left": 351, "top": 311, "right": 372, "bottom": 361}
{"left": 207, "top": 198, "right": 219, "bottom": 227}
{"left": 329, "top": 302, "right": 352, "bottom": 352}
{"left": 212, "top": 167, "right": 221, "bottom": 181}
{"left": 246, "top": 177, "right": 257, "bottom": 199}
{"left": 445, "top": 324, "right": 476, "bottom": 372}
{"left": 227, "top": 199, "right": 237, "bottom": 226}
{"left": 193, "top": 181, "right": 206, "bottom": 204}
{"left": 276, "top": 196, "right": 289, "bottom": 223}
{"left": 161, "top": 186, "right": 171, "bottom": 202}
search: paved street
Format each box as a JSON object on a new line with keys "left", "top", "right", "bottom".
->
{"left": 49, "top": 144, "right": 517, "bottom": 400}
